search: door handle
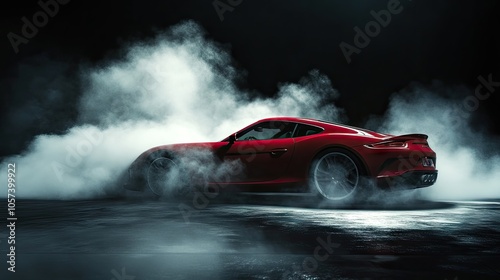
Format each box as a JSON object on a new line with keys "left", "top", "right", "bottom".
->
{"left": 270, "top": 148, "right": 288, "bottom": 156}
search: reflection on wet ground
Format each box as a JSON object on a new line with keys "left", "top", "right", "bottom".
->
{"left": 1, "top": 196, "right": 499, "bottom": 279}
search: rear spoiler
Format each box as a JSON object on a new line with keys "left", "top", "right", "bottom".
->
{"left": 387, "top": 134, "right": 428, "bottom": 141}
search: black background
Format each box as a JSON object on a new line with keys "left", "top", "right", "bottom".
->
{"left": 1, "top": 0, "right": 499, "bottom": 157}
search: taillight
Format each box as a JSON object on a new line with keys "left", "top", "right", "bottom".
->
{"left": 364, "top": 141, "right": 408, "bottom": 149}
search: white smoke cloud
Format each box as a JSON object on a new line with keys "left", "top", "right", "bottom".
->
{"left": 3, "top": 21, "right": 497, "bottom": 201}
{"left": 0, "top": 21, "right": 343, "bottom": 199}
{"left": 370, "top": 84, "right": 500, "bottom": 200}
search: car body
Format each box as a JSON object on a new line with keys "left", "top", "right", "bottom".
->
{"left": 123, "top": 117, "right": 438, "bottom": 200}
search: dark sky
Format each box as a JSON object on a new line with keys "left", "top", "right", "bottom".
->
{"left": 1, "top": 0, "right": 499, "bottom": 157}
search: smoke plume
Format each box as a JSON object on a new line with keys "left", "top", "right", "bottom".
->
{"left": 368, "top": 83, "right": 500, "bottom": 200}
{"left": 2, "top": 21, "right": 498, "bottom": 201}
{"left": 0, "top": 21, "right": 342, "bottom": 199}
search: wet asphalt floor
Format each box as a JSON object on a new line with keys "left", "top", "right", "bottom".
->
{"left": 1, "top": 194, "right": 499, "bottom": 279}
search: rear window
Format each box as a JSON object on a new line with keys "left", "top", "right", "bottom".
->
{"left": 294, "top": 124, "right": 323, "bottom": 137}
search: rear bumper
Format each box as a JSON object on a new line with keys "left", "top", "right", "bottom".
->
{"left": 377, "top": 170, "right": 438, "bottom": 189}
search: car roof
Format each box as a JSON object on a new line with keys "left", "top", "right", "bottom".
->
{"left": 258, "top": 116, "right": 342, "bottom": 128}
{"left": 256, "top": 116, "right": 386, "bottom": 136}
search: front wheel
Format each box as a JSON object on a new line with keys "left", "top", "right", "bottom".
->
{"left": 310, "top": 149, "right": 363, "bottom": 200}
{"left": 147, "top": 157, "right": 180, "bottom": 196}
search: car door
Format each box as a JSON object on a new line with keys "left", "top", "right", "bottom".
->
{"left": 220, "top": 121, "right": 297, "bottom": 182}
{"left": 223, "top": 137, "right": 295, "bottom": 182}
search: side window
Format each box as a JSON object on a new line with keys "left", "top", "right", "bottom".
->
{"left": 294, "top": 124, "right": 323, "bottom": 137}
{"left": 237, "top": 121, "right": 296, "bottom": 140}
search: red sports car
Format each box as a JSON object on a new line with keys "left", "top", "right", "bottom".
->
{"left": 123, "top": 117, "right": 437, "bottom": 200}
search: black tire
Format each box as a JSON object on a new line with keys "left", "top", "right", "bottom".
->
{"left": 309, "top": 148, "right": 365, "bottom": 201}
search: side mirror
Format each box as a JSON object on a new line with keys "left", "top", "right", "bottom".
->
{"left": 228, "top": 133, "right": 237, "bottom": 143}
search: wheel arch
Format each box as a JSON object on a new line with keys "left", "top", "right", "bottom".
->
{"left": 144, "top": 149, "right": 177, "bottom": 163}
{"left": 124, "top": 149, "right": 177, "bottom": 193}
{"left": 310, "top": 145, "right": 369, "bottom": 176}
{"left": 308, "top": 145, "right": 367, "bottom": 200}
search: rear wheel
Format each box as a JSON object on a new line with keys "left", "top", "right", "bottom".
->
{"left": 310, "top": 149, "right": 364, "bottom": 200}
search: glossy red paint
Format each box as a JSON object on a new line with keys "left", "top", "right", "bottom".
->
{"left": 124, "top": 117, "right": 438, "bottom": 198}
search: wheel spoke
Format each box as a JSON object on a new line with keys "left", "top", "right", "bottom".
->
{"left": 148, "top": 158, "right": 178, "bottom": 196}
{"left": 316, "top": 177, "right": 331, "bottom": 182}
{"left": 313, "top": 152, "right": 360, "bottom": 200}
{"left": 339, "top": 182, "right": 350, "bottom": 195}
{"left": 316, "top": 168, "right": 331, "bottom": 176}
{"left": 346, "top": 166, "right": 356, "bottom": 172}
{"left": 324, "top": 158, "right": 333, "bottom": 169}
